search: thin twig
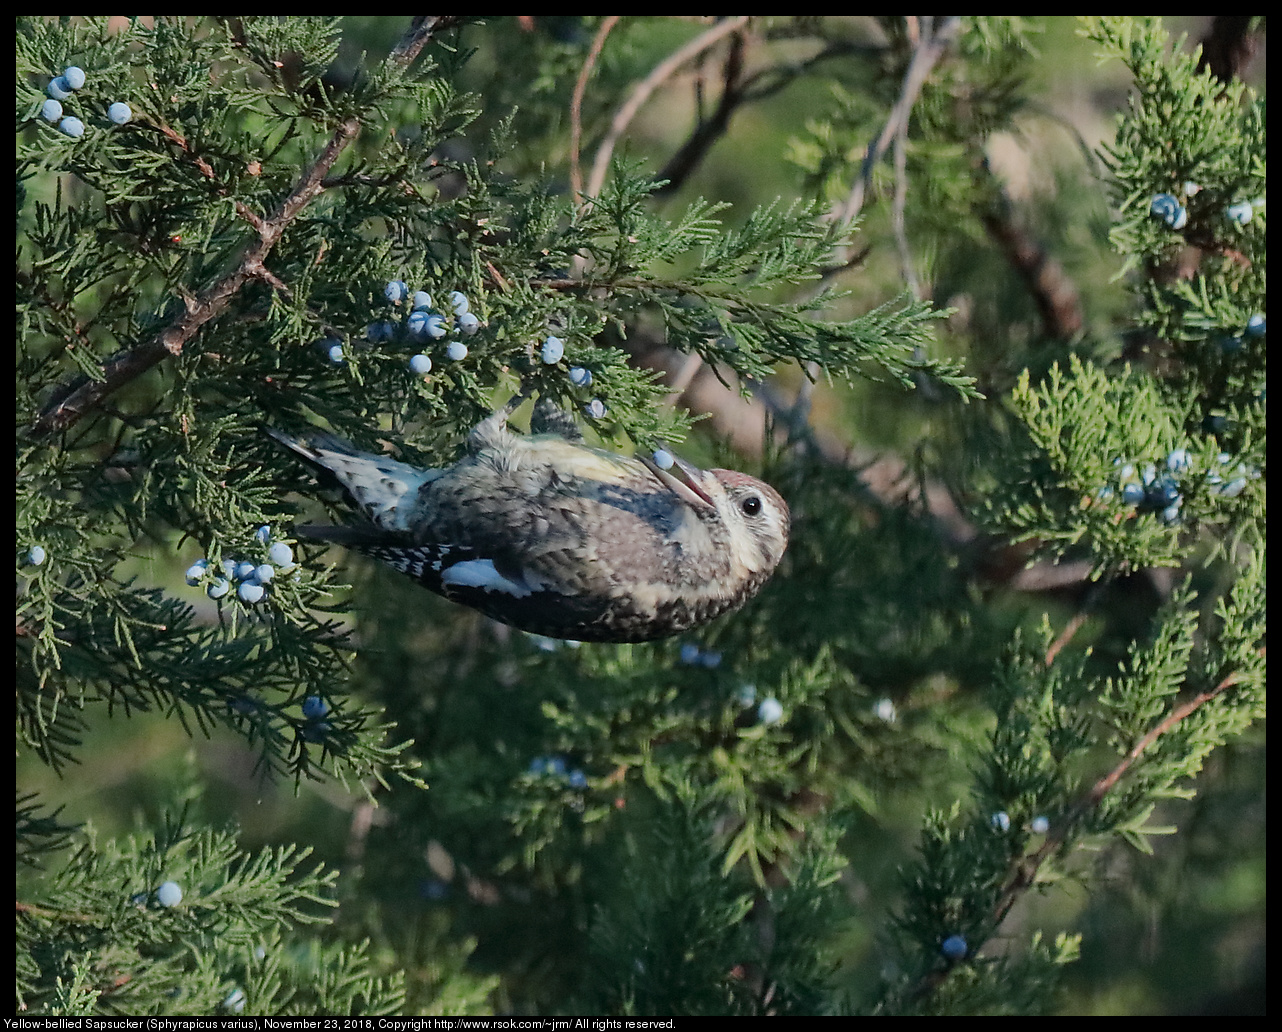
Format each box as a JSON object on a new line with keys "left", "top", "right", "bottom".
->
{"left": 891, "top": 114, "right": 920, "bottom": 298}
{"left": 740, "top": 40, "right": 883, "bottom": 103}
{"left": 663, "top": 351, "right": 705, "bottom": 403}
{"left": 570, "top": 16, "right": 621, "bottom": 204}
{"left": 391, "top": 15, "right": 459, "bottom": 68}
{"left": 655, "top": 38, "right": 883, "bottom": 196}
{"left": 992, "top": 659, "right": 1259, "bottom": 928}
{"left": 586, "top": 16, "right": 750, "bottom": 201}
{"left": 653, "top": 29, "right": 746, "bottom": 196}
{"left": 785, "top": 18, "right": 958, "bottom": 444}
{"left": 1044, "top": 578, "right": 1110, "bottom": 666}
{"left": 833, "top": 16, "right": 960, "bottom": 230}
{"left": 16, "top": 900, "right": 98, "bottom": 923}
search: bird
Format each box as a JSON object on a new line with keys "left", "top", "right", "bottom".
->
{"left": 266, "top": 396, "right": 789, "bottom": 642}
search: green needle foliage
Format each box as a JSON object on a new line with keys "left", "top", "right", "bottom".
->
{"left": 17, "top": 15, "right": 1264, "bottom": 1016}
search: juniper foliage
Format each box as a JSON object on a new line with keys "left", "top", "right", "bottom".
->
{"left": 16, "top": 16, "right": 1264, "bottom": 1016}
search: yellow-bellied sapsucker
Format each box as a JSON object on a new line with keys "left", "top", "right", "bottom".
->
{"left": 267, "top": 397, "right": 789, "bottom": 642}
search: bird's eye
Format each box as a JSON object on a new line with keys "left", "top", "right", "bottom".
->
{"left": 740, "top": 494, "right": 762, "bottom": 516}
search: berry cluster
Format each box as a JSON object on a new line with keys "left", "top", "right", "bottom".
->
{"left": 728, "top": 681, "right": 785, "bottom": 725}
{"left": 1202, "top": 452, "right": 1259, "bottom": 499}
{"left": 299, "top": 695, "right": 330, "bottom": 742}
{"left": 326, "top": 283, "right": 482, "bottom": 371}
{"left": 535, "top": 330, "right": 607, "bottom": 419}
{"left": 756, "top": 696, "right": 785, "bottom": 725}
{"left": 1149, "top": 192, "right": 1188, "bottom": 231}
{"left": 323, "top": 285, "right": 612, "bottom": 416}
{"left": 990, "top": 810, "right": 1051, "bottom": 834}
{"left": 314, "top": 287, "right": 463, "bottom": 368}
{"left": 30, "top": 64, "right": 131, "bottom": 138}
{"left": 528, "top": 754, "right": 588, "bottom": 789}
{"left": 679, "top": 642, "right": 722, "bottom": 668}
{"left": 153, "top": 880, "right": 183, "bottom": 907}
{"left": 184, "top": 525, "right": 295, "bottom": 605}
{"left": 538, "top": 331, "right": 607, "bottom": 419}
{"left": 1099, "top": 449, "right": 1258, "bottom": 526}
{"left": 1149, "top": 184, "right": 1267, "bottom": 232}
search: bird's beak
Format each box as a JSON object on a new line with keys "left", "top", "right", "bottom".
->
{"left": 640, "top": 454, "right": 717, "bottom": 510}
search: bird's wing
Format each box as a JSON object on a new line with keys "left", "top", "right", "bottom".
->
{"left": 412, "top": 441, "right": 711, "bottom": 598}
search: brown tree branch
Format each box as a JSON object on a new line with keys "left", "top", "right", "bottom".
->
{"left": 585, "top": 16, "right": 751, "bottom": 201}
{"left": 30, "top": 17, "right": 460, "bottom": 439}
{"left": 978, "top": 175, "right": 1084, "bottom": 341}
{"left": 31, "top": 116, "right": 359, "bottom": 438}
{"left": 391, "top": 15, "right": 460, "bottom": 68}
{"left": 991, "top": 659, "right": 1258, "bottom": 928}
{"left": 654, "top": 37, "right": 884, "bottom": 198}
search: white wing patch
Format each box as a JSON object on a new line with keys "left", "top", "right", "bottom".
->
{"left": 441, "top": 559, "right": 534, "bottom": 597}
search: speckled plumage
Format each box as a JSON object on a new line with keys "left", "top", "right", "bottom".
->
{"left": 267, "top": 401, "right": 789, "bottom": 642}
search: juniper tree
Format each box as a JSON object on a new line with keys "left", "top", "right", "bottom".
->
{"left": 17, "top": 16, "right": 1264, "bottom": 1016}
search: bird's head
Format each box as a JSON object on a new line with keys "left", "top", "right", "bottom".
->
{"left": 641, "top": 454, "right": 790, "bottom": 578}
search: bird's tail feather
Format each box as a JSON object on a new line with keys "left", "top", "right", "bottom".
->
{"left": 265, "top": 426, "right": 440, "bottom": 532}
